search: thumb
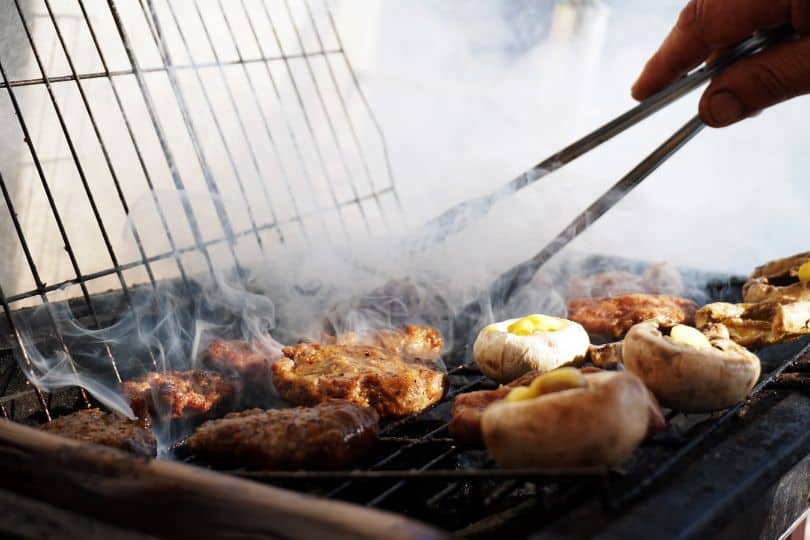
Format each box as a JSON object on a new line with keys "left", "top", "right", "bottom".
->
{"left": 699, "top": 36, "right": 810, "bottom": 127}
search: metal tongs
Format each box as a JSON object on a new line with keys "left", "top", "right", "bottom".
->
{"left": 425, "top": 25, "right": 796, "bottom": 321}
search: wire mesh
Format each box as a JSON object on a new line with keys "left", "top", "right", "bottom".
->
{"left": 0, "top": 0, "right": 400, "bottom": 421}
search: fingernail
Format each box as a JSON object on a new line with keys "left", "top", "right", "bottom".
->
{"left": 706, "top": 91, "right": 744, "bottom": 127}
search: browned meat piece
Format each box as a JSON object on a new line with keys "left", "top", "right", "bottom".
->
{"left": 202, "top": 339, "right": 280, "bottom": 405}
{"left": 449, "top": 370, "right": 541, "bottom": 446}
{"left": 121, "top": 370, "right": 236, "bottom": 420}
{"left": 567, "top": 294, "right": 697, "bottom": 340}
{"left": 587, "top": 342, "right": 623, "bottom": 369}
{"left": 335, "top": 325, "right": 443, "bottom": 362}
{"left": 40, "top": 408, "right": 156, "bottom": 458}
{"left": 566, "top": 262, "right": 684, "bottom": 300}
{"left": 187, "top": 400, "right": 379, "bottom": 470}
{"left": 272, "top": 343, "right": 447, "bottom": 418}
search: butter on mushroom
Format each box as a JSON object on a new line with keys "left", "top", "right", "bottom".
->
{"left": 473, "top": 314, "right": 589, "bottom": 384}
{"left": 623, "top": 321, "right": 760, "bottom": 413}
{"left": 482, "top": 369, "right": 661, "bottom": 468}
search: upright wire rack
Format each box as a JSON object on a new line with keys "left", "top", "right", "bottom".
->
{"left": 0, "top": 0, "right": 399, "bottom": 421}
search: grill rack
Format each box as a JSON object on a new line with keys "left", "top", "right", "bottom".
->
{"left": 0, "top": 0, "right": 399, "bottom": 420}
{"left": 0, "top": 2, "right": 809, "bottom": 538}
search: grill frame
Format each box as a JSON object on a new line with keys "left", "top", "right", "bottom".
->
{"left": 0, "top": 2, "right": 808, "bottom": 538}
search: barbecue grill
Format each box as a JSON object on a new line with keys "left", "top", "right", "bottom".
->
{"left": 0, "top": 2, "right": 808, "bottom": 539}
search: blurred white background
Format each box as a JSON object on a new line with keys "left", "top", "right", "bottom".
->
{"left": 333, "top": 0, "right": 810, "bottom": 274}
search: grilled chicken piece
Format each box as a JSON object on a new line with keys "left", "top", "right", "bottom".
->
{"left": 40, "top": 408, "right": 156, "bottom": 458}
{"left": 335, "top": 325, "right": 443, "bottom": 363}
{"left": 202, "top": 339, "right": 280, "bottom": 404}
{"left": 187, "top": 400, "right": 379, "bottom": 470}
{"left": 272, "top": 343, "right": 447, "bottom": 418}
{"left": 121, "top": 370, "right": 236, "bottom": 420}
{"left": 449, "top": 370, "right": 542, "bottom": 446}
{"left": 566, "top": 262, "right": 684, "bottom": 300}
{"left": 696, "top": 300, "right": 810, "bottom": 348}
{"left": 567, "top": 294, "right": 697, "bottom": 340}
{"left": 587, "top": 341, "right": 624, "bottom": 369}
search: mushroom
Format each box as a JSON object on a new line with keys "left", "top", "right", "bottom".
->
{"left": 695, "top": 300, "right": 810, "bottom": 348}
{"left": 481, "top": 368, "right": 662, "bottom": 468}
{"left": 623, "top": 320, "right": 761, "bottom": 412}
{"left": 473, "top": 314, "right": 589, "bottom": 384}
{"left": 743, "top": 251, "right": 810, "bottom": 303}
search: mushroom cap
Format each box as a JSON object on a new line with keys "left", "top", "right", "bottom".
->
{"left": 623, "top": 320, "right": 760, "bottom": 412}
{"left": 481, "top": 370, "right": 652, "bottom": 468}
{"left": 473, "top": 317, "right": 590, "bottom": 384}
{"left": 743, "top": 251, "right": 810, "bottom": 303}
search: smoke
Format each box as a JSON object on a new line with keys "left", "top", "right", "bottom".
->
{"left": 8, "top": 1, "right": 804, "bottom": 457}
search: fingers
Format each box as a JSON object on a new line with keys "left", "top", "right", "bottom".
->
{"left": 632, "top": 0, "right": 795, "bottom": 100}
{"left": 699, "top": 35, "right": 810, "bottom": 126}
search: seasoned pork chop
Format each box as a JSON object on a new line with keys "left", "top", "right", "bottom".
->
{"left": 567, "top": 294, "right": 697, "bottom": 340}
{"left": 121, "top": 370, "right": 236, "bottom": 420}
{"left": 187, "top": 400, "right": 379, "bottom": 470}
{"left": 335, "top": 324, "right": 443, "bottom": 363}
{"left": 40, "top": 408, "right": 156, "bottom": 458}
{"left": 272, "top": 343, "right": 446, "bottom": 418}
{"left": 449, "top": 370, "right": 541, "bottom": 445}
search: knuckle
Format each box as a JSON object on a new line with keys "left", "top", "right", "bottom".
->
{"left": 748, "top": 59, "right": 792, "bottom": 101}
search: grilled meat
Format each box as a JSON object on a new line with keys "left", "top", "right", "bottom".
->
{"left": 39, "top": 408, "right": 156, "bottom": 458}
{"left": 449, "top": 370, "right": 541, "bottom": 446}
{"left": 335, "top": 325, "right": 443, "bottom": 362}
{"left": 587, "top": 342, "right": 623, "bottom": 369}
{"left": 121, "top": 370, "right": 236, "bottom": 420}
{"left": 272, "top": 343, "right": 447, "bottom": 418}
{"left": 187, "top": 400, "right": 379, "bottom": 470}
{"left": 203, "top": 339, "right": 280, "bottom": 404}
{"left": 567, "top": 294, "right": 697, "bottom": 340}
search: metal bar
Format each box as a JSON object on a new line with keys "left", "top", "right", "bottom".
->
{"left": 610, "top": 339, "right": 810, "bottom": 510}
{"left": 3, "top": 188, "right": 393, "bottom": 305}
{"left": 257, "top": 0, "right": 352, "bottom": 240}
{"left": 234, "top": 0, "right": 331, "bottom": 241}
{"left": 214, "top": 0, "right": 310, "bottom": 242}
{"left": 105, "top": 0, "right": 217, "bottom": 280}
{"left": 321, "top": 0, "right": 401, "bottom": 214}
{"left": 301, "top": 0, "right": 388, "bottom": 228}
{"left": 0, "top": 284, "right": 50, "bottom": 420}
{"left": 76, "top": 0, "right": 189, "bottom": 285}
{"left": 0, "top": 51, "right": 342, "bottom": 89}
{"left": 282, "top": 0, "right": 371, "bottom": 234}
{"left": 0, "top": 168, "right": 86, "bottom": 418}
{"left": 458, "top": 115, "right": 704, "bottom": 328}
{"left": 237, "top": 467, "right": 598, "bottom": 482}
{"left": 42, "top": 1, "right": 157, "bottom": 290}
{"left": 160, "top": 0, "right": 267, "bottom": 253}
{"left": 409, "top": 26, "right": 793, "bottom": 253}
{"left": 365, "top": 447, "right": 458, "bottom": 507}
{"left": 3, "top": 2, "right": 123, "bottom": 383}
{"left": 189, "top": 0, "right": 285, "bottom": 245}
{"left": 139, "top": 0, "right": 243, "bottom": 271}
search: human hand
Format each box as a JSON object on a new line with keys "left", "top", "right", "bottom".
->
{"left": 631, "top": 0, "right": 810, "bottom": 127}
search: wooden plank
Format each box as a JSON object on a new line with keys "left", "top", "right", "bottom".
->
{"left": 0, "top": 419, "right": 450, "bottom": 540}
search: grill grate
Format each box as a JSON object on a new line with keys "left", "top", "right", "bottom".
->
{"left": 0, "top": 0, "right": 399, "bottom": 422}
{"left": 0, "top": 3, "right": 809, "bottom": 538}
